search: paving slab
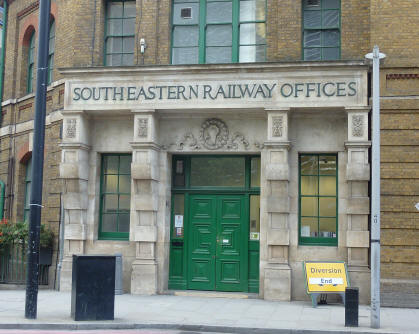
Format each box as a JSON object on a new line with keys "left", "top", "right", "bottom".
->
{"left": 0, "top": 290, "right": 418, "bottom": 334}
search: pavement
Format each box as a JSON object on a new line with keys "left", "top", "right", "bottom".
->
{"left": 0, "top": 289, "right": 418, "bottom": 334}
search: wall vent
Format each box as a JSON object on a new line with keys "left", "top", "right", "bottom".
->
{"left": 181, "top": 7, "right": 192, "bottom": 19}
{"left": 307, "top": 0, "right": 320, "bottom": 6}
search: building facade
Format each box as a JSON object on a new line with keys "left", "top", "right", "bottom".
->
{"left": 0, "top": 0, "right": 417, "bottom": 307}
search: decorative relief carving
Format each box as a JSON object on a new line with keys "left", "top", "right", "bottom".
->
{"left": 200, "top": 118, "right": 229, "bottom": 150}
{"left": 352, "top": 115, "right": 364, "bottom": 137}
{"left": 66, "top": 118, "right": 77, "bottom": 139}
{"left": 162, "top": 118, "right": 257, "bottom": 151}
{"left": 138, "top": 118, "right": 148, "bottom": 138}
{"left": 272, "top": 116, "right": 283, "bottom": 137}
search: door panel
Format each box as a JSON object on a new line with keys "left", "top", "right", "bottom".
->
{"left": 187, "top": 194, "right": 247, "bottom": 292}
{"left": 216, "top": 196, "right": 246, "bottom": 291}
{"left": 188, "top": 195, "right": 216, "bottom": 290}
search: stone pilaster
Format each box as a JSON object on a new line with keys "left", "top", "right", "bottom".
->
{"left": 130, "top": 110, "right": 160, "bottom": 294}
{"left": 345, "top": 107, "right": 371, "bottom": 304}
{"left": 262, "top": 109, "right": 292, "bottom": 301}
{"left": 59, "top": 111, "right": 91, "bottom": 291}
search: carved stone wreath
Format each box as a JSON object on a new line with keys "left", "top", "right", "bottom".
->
{"left": 200, "top": 118, "right": 229, "bottom": 150}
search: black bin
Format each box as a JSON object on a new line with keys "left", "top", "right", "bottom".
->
{"left": 345, "top": 287, "right": 359, "bottom": 327}
{"left": 71, "top": 255, "right": 116, "bottom": 321}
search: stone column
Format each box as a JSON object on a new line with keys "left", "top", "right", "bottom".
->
{"left": 59, "top": 111, "right": 90, "bottom": 291}
{"left": 345, "top": 107, "right": 371, "bottom": 304}
{"left": 262, "top": 109, "right": 292, "bottom": 301}
{"left": 130, "top": 110, "right": 160, "bottom": 294}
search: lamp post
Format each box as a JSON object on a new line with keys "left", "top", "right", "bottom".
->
{"left": 365, "top": 46, "right": 386, "bottom": 329}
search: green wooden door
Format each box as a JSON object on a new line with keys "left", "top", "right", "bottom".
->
{"left": 188, "top": 194, "right": 247, "bottom": 291}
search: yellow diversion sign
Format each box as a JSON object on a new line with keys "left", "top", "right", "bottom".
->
{"left": 304, "top": 261, "right": 349, "bottom": 293}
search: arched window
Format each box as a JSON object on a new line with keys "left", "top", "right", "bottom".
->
{"left": 48, "top": 20, "right": 55, "bottom": 85}
{"left": 27, "top": 31, "right": 35, "bottom": 93}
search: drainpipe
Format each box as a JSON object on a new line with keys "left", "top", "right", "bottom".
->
{"left": 0, "top": 1, "right": 8, "bottom": 126}
{"left": 0, "top": 180, "right": 5, "bottom": 220}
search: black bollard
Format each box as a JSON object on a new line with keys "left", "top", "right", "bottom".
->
{"left": 345, "top": 287, "right": 359, "bottom": 327}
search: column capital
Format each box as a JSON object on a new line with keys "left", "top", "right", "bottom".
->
{"left": 345, "top": 106, "right": 371, "bottom": 113}
{"left": 131, "top": 109, "right": 156, "bottom": 114}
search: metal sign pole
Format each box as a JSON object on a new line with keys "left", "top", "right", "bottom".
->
{"left": 25, "top": 0, "right": 51, "bottom": 319}
{"left": 365, "top": 46, "right": 386, "bottom": 329}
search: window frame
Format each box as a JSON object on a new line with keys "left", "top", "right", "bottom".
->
{"left": 27, "top": 31, "right": 35, "bottom": 93}
{"left": 23, "top": 158, "right": 32, "bottom": 221}
{"left": 47, "top": 19, "right": 55, "bottom": 85}
{"left": 98, "top": 153, "right": 132, "bottom": 240}
{"left": 171, "top": 0, "right": 267, "bottom": 64}
{"left": 104, "top": 0, "right": 136, "bottom": 66}
{"left": 302, "top": 0, "right": 341, "bottom": 61}
{"left": 298, "top": 153, "right": 338, "bottom": 246}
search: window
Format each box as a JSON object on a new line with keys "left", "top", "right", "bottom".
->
{"left": 23, "top": 158, "right": 32, "bottom": 221}
{"left": 27, "top": 31, "right": 35, "bottom": 93}
{"left": 299, "top": 154, "right": 337, "bottom": 245}
{"left": 302, "top": 0, "right": 340, "bottom": 61}
{"left": 99, "top": 154, "right": 131, "bottom": 240}
{"left": 47, "top": 20, "right": 55, "bottom": 85}
{"left": 105, "top": 0, "right": 135, "bottom": 66}
{"left": 171, "top": 0, "right": 266, "bottom": 64}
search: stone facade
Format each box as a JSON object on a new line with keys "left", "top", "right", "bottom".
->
{"left": 0, "top": 0, "right": 417, "bottom": 307}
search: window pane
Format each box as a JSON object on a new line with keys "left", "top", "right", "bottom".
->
{"left": 104, "top": 175, "right": 118, "bottom": 193}
{"left": 173, "top": 26, "right": 199, "bottom": 47}
{"left": 107, "top": 19, "right": 123, "bottom": 36}
{"left": 173, "top": 194, "right": 185, "bottom": 215}
{"left": 106, "top": 37, "right": 123, "bottom": 53}
{"left": 303, "top": 0, "right": 321, "bottom": 8}
{"left": 172, "top": 47, "right": 199, "bottom": 64}
{"left": 118, "top": 213, "right": 130, "bottom": 232}
{"left": 119, "top": 195, "right": 130, "bottom": 210}
{"left": 322, "top": 47, "right": 339, "bottom": 60}
{"left": 119, "top": 175, "right": 131, "bottom": 193}
{"left": 300, "top": 155, "right": 318, "bottom": 175}
{"left": 319, "top": 197, "right": 336, "bottom": 217}
{"left": 119, "top": 155, "right": 131, "bottom": 174}
{"left": 102, "top": 214, "right": 118, "bottom": 232}
{"left": 239, "top": 44, "right": 265, "bottom": 62}
{"left": 301, "top": 197, "right": 318, "bottom": 216}
{"left": 323, "top": 0, "right": 340, "bottom": 9}
{"left": 304, "top": 10, "right": 321, "bottom": 28}
{"left": 319, "top": 155, "right": 336, "bottom": 175}
{"left": 173, "top": 3, "right": 199, "bottom": 25}
{"left": 251, "top": 157, "right": 261, "bottom": 187}
{"left": 319, "top": 218, "right": 336, "bottom": 237}
{"left": 207, "top": 1, "right": 232, "bottom": 23}
{"left": 304, "top": 30, "right": 321, "bottom": 47}
{"left": 123, "top": 2, "right": 136, "bottom": 17}
{"left": 304, "top": 48, "right": 321, "bottom": 60}
{"left": 240, "top": 23, "right": 265, "bottom": 44}
{"left": 123, "top": 18, "right": 135, "bottom": 35}
{"left": 319, "top": 176, "right": 336, "bottom": 196}
{"left": 190, "top": 157, "right": 245, "bottom": 187}
{"left": 122, "top": 53, "right": 134, "bottom": 66}
{"left": 301, "top": 176, "right": 318, "bottom": 195}
{"left": 322, "top": 30, "right": 339, "bottom": 47}
{"left": 206, "top": 46, "right": 232, "bottom": 63}
{"left": 206, "top": 25, "right": 232, "bottom": 46}
{"left": 107, "top": 54, "right": 122, "bottom": 66}
{"left": 104, "top": 194, "right": 118, "bottom": 211}
{"left": 250, "top": 195, "right": 260, "bottom": 233}
{"left": 301, "top": 217, "right": 318, "bottom": 237}
{"left": 322, "top": 10, "right": 339, "bottom": 27}
{"left": 108, "top": 2, "right": 123, "bottom": 18}
{"left": 240, "top": 0, "right": 266, "bottom": 21}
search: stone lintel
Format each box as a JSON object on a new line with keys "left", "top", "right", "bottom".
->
{"left": 344, "top": 141, "right": 371, "bottom": 149}
{"left": 130, "top": 142, "right": 161, "bottom": 152}
{"left": 345, "top": 106, "right": 371, "bottom": 113}
{"left": 59, "top": 142, "right": 91, "bottom": 151}
{"left": 263, "top": 141, "right": 291, "bottom": 150}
